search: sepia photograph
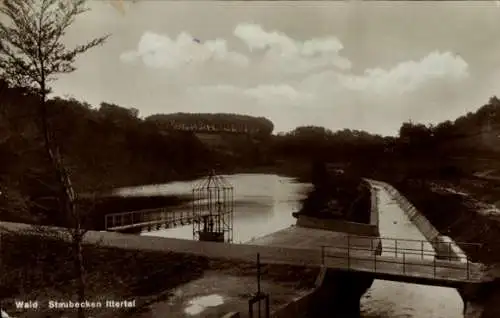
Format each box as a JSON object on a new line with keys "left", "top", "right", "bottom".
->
{"left": 0, "top": 0, "right": 500, "bottom": 317}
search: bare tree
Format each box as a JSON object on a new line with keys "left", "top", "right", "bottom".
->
{"left": 0, "top": 1, "right": 108, "bottom": 317}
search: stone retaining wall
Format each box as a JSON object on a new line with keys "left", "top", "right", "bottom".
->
{"left": 270, "top": 266, "right": 327, "bottom": 318}
{"left": 270, "top": 267, "right": 375, "bottom": 318}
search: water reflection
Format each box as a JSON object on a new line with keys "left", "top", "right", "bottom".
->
{"left": 124, "top": 174, "right": 310, "bottom": 243}
{"left": 184, "top": 294, "right": 225, "bottom": 316}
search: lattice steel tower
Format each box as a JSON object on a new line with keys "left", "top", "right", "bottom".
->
{"left": 192, "top": 170, "right": 234, "bottom": 243}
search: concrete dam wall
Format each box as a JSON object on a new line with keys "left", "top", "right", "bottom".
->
{"left": 368, "top": 180, "right": 466, "bottom": 261}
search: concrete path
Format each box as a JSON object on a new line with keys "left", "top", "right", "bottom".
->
{"left": 248, "top": 226, "right": 375, "bottom": 253}
{"left": 373, "top": 185, "right": 436, "bottom": 260}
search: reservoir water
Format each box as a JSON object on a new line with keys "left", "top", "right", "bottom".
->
{"left": 116, "top": 173, "right": 463, "bottom": 317}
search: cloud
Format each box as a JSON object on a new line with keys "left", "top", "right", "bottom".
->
{"left": 233, "top": 23, "right": 352, "bottom": 73}
{"left": 245, "top": 84, "right": 314, "bottom": 103}
{"left": 339, "top": 51, "right": 468, "bottom": 94}
{"left": 120, "top": 24, "right": 467, "bottom": 97}
{"left": 194, "top": 84, "right": 314, "bottom": 105}
{"left": 120, "top": 31, "right": 249, "bottom": 69}
{"left": 195, "top": 50, "right": 468, "bottom": 102}
{"left": 120, "top": 23, "right": 470, "bottom": 134}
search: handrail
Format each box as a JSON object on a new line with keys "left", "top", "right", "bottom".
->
{"left": 332, "top": 233, "right": 481, "bottom": 250}
{"left": 104, "top": 207, "right": 202, "bottom": 230}
{"left": 319, "top": 234, "right": 479, "bottom": 281}
{"left": 105, "top": 206, "right": 185, "bottom": 219}
{"left": 319, "top": 235, "right": 476, "bottom": 259}
{"left": 320, "top": 248, "right": 476, "bottom": 281}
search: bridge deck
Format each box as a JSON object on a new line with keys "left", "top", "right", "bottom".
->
{"left": 248, "top": 225, "right": 488, "bottom": 286}
{"left": 248, "top": 226, "right": 377, "bottom": 251}
{"left": 0, "top": 222, "right": 491, "bottom": 287}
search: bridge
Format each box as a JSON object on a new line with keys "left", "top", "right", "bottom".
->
{"left": 100, "top": 186, "right": 491, "bottom": 290}
{"left": 0, "top": 221, "right": 490, "bottom": 288}
{"left": 249, "top": 226, "right": 488, "bottom": 288}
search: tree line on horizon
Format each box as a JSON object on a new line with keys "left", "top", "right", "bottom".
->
{"left": 145, "top": 112, "right": 274, "bottom": 136}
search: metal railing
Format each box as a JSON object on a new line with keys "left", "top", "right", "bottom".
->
{"left": 319, "top": 235, "right": 483, "bottom": 282}
{"left": 104, "top": 207, "right": 201, "bottom": 231}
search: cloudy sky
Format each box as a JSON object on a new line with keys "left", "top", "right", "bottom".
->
{"left": 51, "top": 1, "right": 500, "bottom": 135}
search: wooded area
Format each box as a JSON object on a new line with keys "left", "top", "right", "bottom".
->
{"left": 3, "top": 77, "right": 500, "bottom": 225}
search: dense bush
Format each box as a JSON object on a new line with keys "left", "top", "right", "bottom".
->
{"left": 298, "top": 162, "right": 371, "bottom": 223}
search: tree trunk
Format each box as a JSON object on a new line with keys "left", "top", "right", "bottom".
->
{"left": 74, "top": 234, "right": 86, "bottom": 318}
{"left": 39, "top": 85, "right": 85, "bottom": 318}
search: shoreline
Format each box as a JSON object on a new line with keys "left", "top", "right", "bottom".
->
{"left": 0, "top": 163, "right": 312, "bottom": 231}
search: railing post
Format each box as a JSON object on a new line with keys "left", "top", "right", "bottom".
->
{"left": 347, "top": 235, "right": 351, "bottom": 269}
{"left": 374, "top": 251, "right": 377, "bottom": 272}
{"left": 421, "top": 241, "right": 424, "bottom": 260}
{"left": 466, "top": 257, "right": 470, "bottom": 280}
{"left": 433, "top": 257, "right": 436, "bottom": 277}
{"left": 321, "top": 246, "right": 325, "bottom": 265}
{"left": 257, "top": 253, "right": 261, "bottom": 294}
{"left": 395, "top": 239, "right": 398, "bottom": 258}
{"left": 403, "top": 253, "right": 406, "bottom": 274}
